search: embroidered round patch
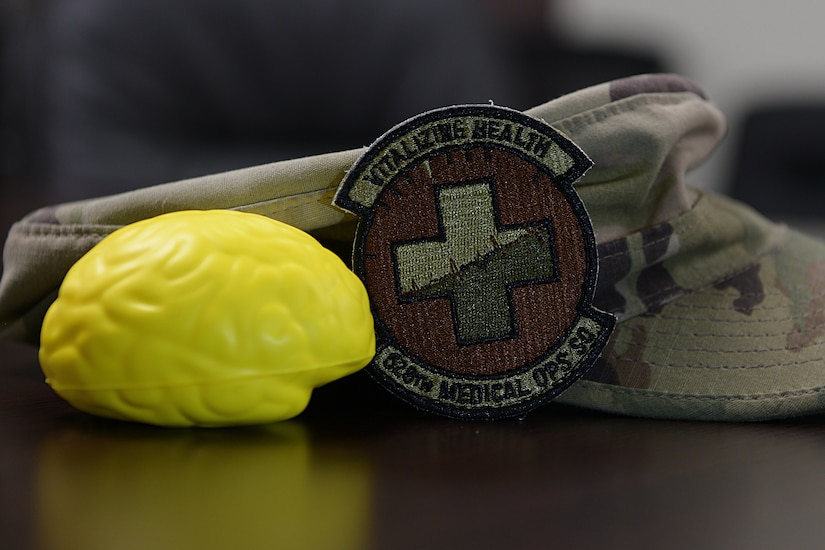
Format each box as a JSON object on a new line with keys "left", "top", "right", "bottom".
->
{"left": 334, "top": 105, "right": 615, "bottom": 419}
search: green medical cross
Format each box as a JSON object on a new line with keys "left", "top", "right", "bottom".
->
{"left": 395, "top": 180, "right": 558, "bottom": 344}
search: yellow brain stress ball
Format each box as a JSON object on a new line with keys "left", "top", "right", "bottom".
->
{"left": 39, "top": 210, "right": 375, "bottom": 427}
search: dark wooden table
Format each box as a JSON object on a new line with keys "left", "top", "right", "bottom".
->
{"left": 3, "top": 190, "right": 825, "bottom": 550}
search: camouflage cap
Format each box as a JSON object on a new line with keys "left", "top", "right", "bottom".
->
{"left": 2, "top": 74, "right": 823, "bottom": 421}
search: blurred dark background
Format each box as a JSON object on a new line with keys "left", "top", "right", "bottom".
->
{"left": 2, "top": 0, "right": 822, "bottom": 231}
{"left": 0, "top": 0, "right": 665, "bottom": 203}
{"left": 728, "top": 104, "right": 825, "bottom": 234}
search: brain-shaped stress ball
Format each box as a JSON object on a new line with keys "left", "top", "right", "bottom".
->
{"left": 39, "top": 210, "right": 375, "bottom": 427}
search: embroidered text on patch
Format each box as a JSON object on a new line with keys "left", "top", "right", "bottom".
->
{"left": 335, "top": 105, "right": 614, "bottom": 419}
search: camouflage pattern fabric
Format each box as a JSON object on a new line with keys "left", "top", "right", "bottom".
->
{"left": 566, "top": 194, "right": 825, "bottom": 420}
{"left": 2, "top": 73, "right": 824, "bottom": 421}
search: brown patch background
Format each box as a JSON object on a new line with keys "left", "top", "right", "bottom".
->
{"left": 362, "top": 147, "right": 588, "bottom": 376}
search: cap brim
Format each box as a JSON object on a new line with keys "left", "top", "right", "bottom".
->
{"left": 560, "top": 224, "right": 825, "bottom": 421}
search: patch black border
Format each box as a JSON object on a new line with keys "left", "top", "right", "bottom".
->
{"left": 335, "top": 104, "right": 615, "bottom": 420}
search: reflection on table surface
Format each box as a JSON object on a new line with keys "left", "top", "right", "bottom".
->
{"left": 4, "top": 338, "right": 825, "bottom": 550}
{"left": 35, "top": 420, "right": 369, "bottom": 550}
